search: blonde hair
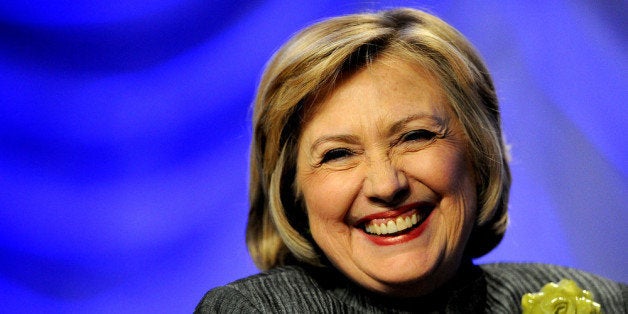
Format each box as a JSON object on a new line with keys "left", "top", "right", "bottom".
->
{"left": 246, "top": 8, "right": 511, "bottom": 270}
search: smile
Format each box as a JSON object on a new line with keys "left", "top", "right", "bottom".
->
{"left": 364, "top": 211, "right": 420, "bottom": 235}
{"left": 356, "top": 203, "right": 435, "bottom": 237}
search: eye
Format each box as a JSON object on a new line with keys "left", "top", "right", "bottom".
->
{"left": 400, "top": 129, "right": 437, "bottom": 142}
{"left": 320, "top": 148, "right": 353, "bottom": 163}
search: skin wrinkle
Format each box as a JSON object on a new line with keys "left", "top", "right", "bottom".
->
{"left": 307, "top": 113, "right": 450, "bottom": 169}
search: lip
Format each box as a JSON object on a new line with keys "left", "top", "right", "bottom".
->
{"left": 355, "top": 201, "right": 435, "bottom": 246}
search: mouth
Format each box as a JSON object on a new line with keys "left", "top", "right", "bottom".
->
{"left": 356, "top": 203, "right": 435, "bottom": 237}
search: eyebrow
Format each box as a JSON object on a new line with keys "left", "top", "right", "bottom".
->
{"left": 309, "top": 134, "right": 360, "bottom": 154}
{"left": 388, "top": 113, "right": 447, "bottom": 135}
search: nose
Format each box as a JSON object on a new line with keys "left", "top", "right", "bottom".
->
{"left": 364, "top": 157, "right": 409, "bottom": 206}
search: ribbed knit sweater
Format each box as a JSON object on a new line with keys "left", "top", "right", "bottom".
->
{"left": 196, "top": 262, "right": 627, "bottom": 313}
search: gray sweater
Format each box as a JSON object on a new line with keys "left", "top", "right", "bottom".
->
{"left": 196, "top": 262, "right": 627, "bottom": 313}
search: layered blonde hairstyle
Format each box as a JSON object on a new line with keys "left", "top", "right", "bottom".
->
{"left": 247, "top": 8, "right": 511, "bottom": 270}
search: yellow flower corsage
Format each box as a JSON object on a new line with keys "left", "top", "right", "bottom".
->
{"left": 521, "top": 279, "right": 601, "bottom": 313}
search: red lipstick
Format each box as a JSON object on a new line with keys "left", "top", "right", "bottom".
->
{"left": 356, "top": 202, "right": 435, "bottom": 246}
{"left": 364, "top": 215, "right": 432, "bottom": 246}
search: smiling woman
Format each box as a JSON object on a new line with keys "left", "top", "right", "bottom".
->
{"left": 195, "top": 7, "right": 627, "bottom": 313}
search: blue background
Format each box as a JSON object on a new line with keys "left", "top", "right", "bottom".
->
{"left": 1, "top": 0, "right": 626, "bottom": 312}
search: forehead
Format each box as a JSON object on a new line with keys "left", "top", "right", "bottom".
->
{"left": 302, "top": 56, "right": 450, "bottom": 133}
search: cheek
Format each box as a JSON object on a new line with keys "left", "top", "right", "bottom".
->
{"left": 299, "top": 172, "right": 361, "bottom": 256}
{"left": 403, "top": 146, "right": 472, "bottom": 193}
{"left": 431, "top": 147, "right": 477, "bottom": 237}
{"left": 403, "top": 145, "right": 477, "bottom": 232}
{"left": 299, "top": 170, "right": 361, "bottom": 223}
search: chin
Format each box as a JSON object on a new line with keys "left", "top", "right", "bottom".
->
{"left": 362, "top": 249, "right": 459, "bottom": 297}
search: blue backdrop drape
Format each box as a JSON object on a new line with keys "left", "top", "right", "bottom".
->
{"left": 1, "top": 1, "right": 626, "bottom": 312}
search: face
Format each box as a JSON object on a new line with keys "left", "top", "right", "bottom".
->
{"left": 296, "top": 57, "right": 477, "bottom": 297}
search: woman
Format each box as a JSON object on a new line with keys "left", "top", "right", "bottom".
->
{"left": 196, "top": 8, "right": 626, "bottom": 313}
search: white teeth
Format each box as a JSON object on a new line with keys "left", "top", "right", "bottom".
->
{"left": 364, "top": 213, "right": 420, "bottom": 235}
{"left": 396, "top": 217, "right": 406, "bottom": 230}
{"left": 378, "top": 223, "right": 386, "bottom": 235}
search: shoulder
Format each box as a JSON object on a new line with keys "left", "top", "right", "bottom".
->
{"left": 479, "top": 262, "right": 627, "bottom": 313}
{"left": 194, "top": 265, "right": 342, "bottom": 313}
